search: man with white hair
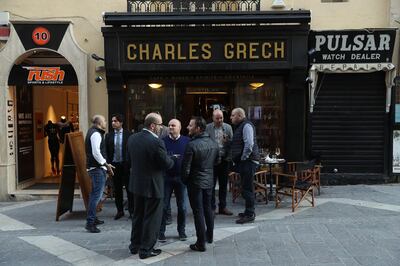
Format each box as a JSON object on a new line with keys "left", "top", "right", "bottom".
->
{"left": 85, "top": 115, "right": 115, "bottom": 233}
{"left": 230, "top": 108, "right": 260, "bottom": 224}
{"left": 127, "top": 112, "right": 174, "bottom": 259}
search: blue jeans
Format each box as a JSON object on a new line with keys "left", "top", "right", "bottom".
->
{"left": 160, "top": 176, "right": 187, "bottom": 234}
{"left": 86, "top": 168, "right": 106, "bottom": 225}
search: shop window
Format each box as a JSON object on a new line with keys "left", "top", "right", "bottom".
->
{"left": 234, "top": 77, "right": 285, "bottom": 156}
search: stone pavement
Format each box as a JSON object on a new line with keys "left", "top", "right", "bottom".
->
{"left": 1, "top": 184, "right": 400, "bottom": 265}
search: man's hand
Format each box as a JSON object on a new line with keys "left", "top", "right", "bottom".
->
{"left": 105, "top": 163, "right": 116, "bottom": 176}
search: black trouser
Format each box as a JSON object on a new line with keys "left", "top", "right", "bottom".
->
{"left": 160, "top": 176, "right": 187, "bottom": 234}
{"left": 237, "top": 160, "right": 257, "bottom": 216}
{"left": 112, "top": 162, "right": 134, "bottom": 214}
{"left": 211, "top": 160, "right": 229, "bottom": 210}
{"left": 48, "top": 139, "right": 60, "bottom": 170}
{"left": 188, "top": 185, "right": 214, "bottom": 248}
{"left": 130, "top": 194, "right": 163, "bottom": 255}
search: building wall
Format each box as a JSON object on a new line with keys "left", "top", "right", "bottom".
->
{"left": 1, "top": 0, "right": 394, "bottom": 124}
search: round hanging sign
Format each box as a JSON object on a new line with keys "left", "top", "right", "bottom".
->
{"left": 32, "top": 26, "right": 50, "bottom": 46}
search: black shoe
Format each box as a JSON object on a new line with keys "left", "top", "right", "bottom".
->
{"left": 236, "top": 214, "right": 255, "bottom": 224}
{"left": 189, "top": 243, "right": 206, "bottom": 252}
{"left": 179, "top": 232, "right": 187, "bottom": 241}
{"left": 129, "top": 244, "right": 139, "bottom": 255}
{"left": 238, "top": 212, "right": 256, "bottom": 218}
{"left": 94, "top": 218, "right": 104, "bottom": 225}
{"left": 158, "top": 233, "right": 167, "bottom": 242}
{"left": 139, "top": 249, "right": 162, "bottom": 259}
{"left": 85, "top": 224, "right": 100, "bottom": 233}
{"left": 218, "top": 208, "right": 233, "bottom": 216}
{"left": 206, "top": 235, "right": 213, "bottom": 244}
{"left": 114, "top": 211, "right": 124, "bottom": 220}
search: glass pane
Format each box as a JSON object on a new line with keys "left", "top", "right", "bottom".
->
{"left": 127, "top": 82, "right": 175, "bottom": 132}
{"left": 234, "top": 76, "right": 285, "bottom": 156}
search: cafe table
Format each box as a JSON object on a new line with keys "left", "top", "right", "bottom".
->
{"left": 261, "top": 158, "right": 286, "bottom": 204}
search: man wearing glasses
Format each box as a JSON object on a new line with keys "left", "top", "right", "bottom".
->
{"left": 126, "top": 112, "right": 174, "bottom": 259}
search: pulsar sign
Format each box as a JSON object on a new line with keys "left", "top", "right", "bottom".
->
{"left": 23, "top": 66, "right": 65, "bottom": 85}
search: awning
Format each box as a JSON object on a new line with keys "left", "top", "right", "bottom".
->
{"left": 309, "top": 63, "right": 396, "bottom": 113}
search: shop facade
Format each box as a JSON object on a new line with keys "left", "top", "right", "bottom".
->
{"left": 308, "top": 29, "right": 398, "bottom": 184}
{"left": 102, "top": 11, "right": 311, "bottom": 162}
{"left": 0, "top": 22, "right": 88, "bottom": 199}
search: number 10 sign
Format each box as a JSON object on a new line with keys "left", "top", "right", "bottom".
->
{"left": 32, "top": 26, "right": 50, "bottom": 46}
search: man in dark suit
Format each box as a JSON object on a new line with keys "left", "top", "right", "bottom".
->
{"left": 105, "top": 114, "right": 133, "bottom": 220}
{"left": 127, "top": 112, "right": 174, "bottom": 259}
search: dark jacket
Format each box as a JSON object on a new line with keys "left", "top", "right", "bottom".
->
{"left": 105, "top": 128, "right": 131, "bottom": 163}
{"left": 126, "top": 130, "right": 174, "bottom": 198}
{"left": 231, "top": 119, "right": 260, "bottom": 164}
{"left": 181, "top": 132, "right": 220, "bottom": 189}
{"left": 85, "top": 126, "right": 106, "bottom": 169}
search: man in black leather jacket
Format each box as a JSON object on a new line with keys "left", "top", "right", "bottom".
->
{"left": 182, "top": 117, "right": 219, "bottom": 252}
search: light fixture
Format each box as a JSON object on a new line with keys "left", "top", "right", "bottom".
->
{"left": 249, "top": 82, "right": 265, "bottom": 90}
{"left": 95, "top": 76, "right": 103, "bottom": 83}
{"left": 271, "top": 0, "right": 285, "bottom": 9}
{"left": 91, "top": 53, "right": 105, "bottom": 61}
{"left": 148, "top": 83, "right": 163, "bottom": 89}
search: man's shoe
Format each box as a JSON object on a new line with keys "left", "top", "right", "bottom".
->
{"left": 238, "top": 212, "right": 256, "bottom": 218}
{"left": 218, "top": 208, "right": 233, "bottom": 216}
{"left": 189, "top": 243, "right": 206, "bottom": 252}
{"left": 139, "top": 249, "right": 162, "bottom": 259}
{"left": 158, "top": 233, "right": 167, "bottom": 242}
{"left": 235, "top": 214, "right": 255, "bottom": 224}
{"left": 179, "top": 232, "right": 187, "bottom": 241}
{"left": 206, "top": 236, "right": 213, "bottom": 244}
{"left": 129, "top": 244, "right": 139, "bottom": 255}
{"left": 85, "top": 224, "right": 100, "bottom": 233}
{"left": 114, "top": 211, "right": 125, "bottom": 220}
{"left": 94, "top": 218, "right": 104, "bottom": 225}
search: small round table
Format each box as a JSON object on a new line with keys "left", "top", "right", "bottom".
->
{"left": 263, "top": 159, "right": 286, "bottom": 203}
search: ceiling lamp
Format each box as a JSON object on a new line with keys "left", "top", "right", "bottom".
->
{"left": 271, "top": 0, "right": 286, "bottom": 9}
{"left": 250, "top": 82, "right": 265, "bottom": 90}
{"left": 148, "top": 83, "right": 162, "bottom": 89}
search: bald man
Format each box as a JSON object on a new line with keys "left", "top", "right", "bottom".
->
{"left": 230, "top": 108, "right": 260, "bottom": 224}
{"left": 158, "top": 119, "right": 190, "bottom": 242}
{"left": 205, "top": 109, "right": 233, "bottom": 215}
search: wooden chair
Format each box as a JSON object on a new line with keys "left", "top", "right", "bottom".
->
{"left": 287, "top": 162, "right": 322, "bottom": 195}
{"left": 254, "top": 170, "right": 268, "bottom": 203}
{"left": 228, "top": 172, "right": 241, "bottom": 203}
{"left": 275, "top": 160, "right": 316, "bottom": 212}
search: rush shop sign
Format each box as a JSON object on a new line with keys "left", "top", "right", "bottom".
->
{"left": 309, "top": 29, "right": 396, "bottom": 64}
{"left": 8, "top": 65, "right": 78, "bottom": 86}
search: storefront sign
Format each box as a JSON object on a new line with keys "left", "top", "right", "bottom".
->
{"left": 8, "top": 65, "right": 77, "bottom": 86}
{"left": 393, "top": 130, "right": 400, "bottom": 173}
{"left": 124, "top": 40, "right": 287, "bottom": 63}
{"left": 7, "top": 97, "right": 14, "bottom": 162}
{"left": 16, "top": 86, "right": 34, "bottom": 182}
{"left": 13, "top": 23, "right": 68, "bottom": 50}
{"left": 309, "top": 29, "right": 396, "bottom": 64}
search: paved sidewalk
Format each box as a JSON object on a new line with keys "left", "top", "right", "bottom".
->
{"left": 0, "top": 184, "right": 400, "bottom": 265}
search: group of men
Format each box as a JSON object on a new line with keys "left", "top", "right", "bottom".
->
{"left": 84, "top": 107, "right": 259, "bottom": 259}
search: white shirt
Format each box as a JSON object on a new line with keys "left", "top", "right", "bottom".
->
{"left": 88, "top": 131, "right": 107, "bottom": 171}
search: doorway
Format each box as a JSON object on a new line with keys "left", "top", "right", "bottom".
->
{"left": 8, "top": 51, "right": 79, "bottom": 189}
{"left": 178, "top": 83, "right": 233, "bottom": 133}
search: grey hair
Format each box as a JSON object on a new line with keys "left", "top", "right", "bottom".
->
{"left": 144, "top": 112, "right": 162, "bottom": 128}
{"left": 232, "top": 107, "right": 246, "bottom": 118}
{"left": 92, "top": 115, "right": 105, "bottom": 126}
